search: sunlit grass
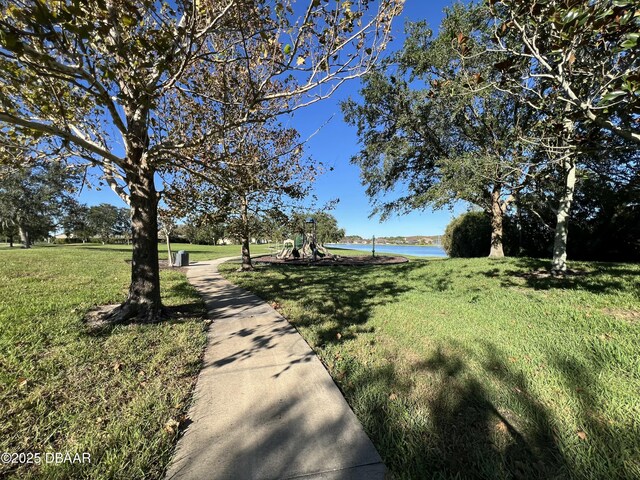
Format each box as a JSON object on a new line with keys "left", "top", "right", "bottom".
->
{"left": 0, "top": 242, "right": 264, "bottom": 479}
{"left": 220, "top": 257, "right": 640, "bottom": 479}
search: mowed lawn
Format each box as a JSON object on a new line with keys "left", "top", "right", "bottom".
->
{"left": 220, "top": 255, "right": 640, "bottom": 479}
{"left": 0, "top": 242, "right": 266, "bottom": 479}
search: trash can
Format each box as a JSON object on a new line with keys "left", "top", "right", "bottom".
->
{"left": 174, "top": 250, "right": 189, "bottom": 267}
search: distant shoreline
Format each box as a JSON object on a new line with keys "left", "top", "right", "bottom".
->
{"left": 327, "top": 243, "right": 447, "bottom": 258}
{"left": 333, "top": 243, "right": 443, "bottom": 248}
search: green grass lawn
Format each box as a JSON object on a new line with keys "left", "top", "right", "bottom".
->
{"left": 0, "top": 242, "right": 266, "bottom": 479}
{"left": 157, "top": 241, "right": 272, "bottom": 262}
{"left": 220, "top": 256, "right": 640, "bottom": 479}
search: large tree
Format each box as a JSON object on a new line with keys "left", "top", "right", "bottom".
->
{"left": 507, "top": 128, "right": 640, "bottom": 261}
{"left": 87, "top": 203, "right": 130, "bottom": 244}
{"left": 167, "top": 119, "right": 313, "bottom": 270}
{"left": 489, "top": 0, "right": 640, "bottom": 145}
{"left": 0, "top": 0, "right": 402, "bottom": 320}
{"left": 488, "top": 0, "right": 639, "bottom": 271}
{"left": 60, "top": 198, "right": 93, "bottom": 242}
{"left": 0, "top": 161, "right": 76, "bottom": 247}
{"left": 342, "top": 4, "right": 535, "bottom": 258}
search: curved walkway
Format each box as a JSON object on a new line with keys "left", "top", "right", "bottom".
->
{"left": 165, "top": 257, "right": 385, "bottom": 480}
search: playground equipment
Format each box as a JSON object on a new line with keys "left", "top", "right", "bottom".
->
{"left": 276, "top": 239, "right": 295, "bottom": 259}
{"left": 275, "top": 228, "right": 333, "bottom": 261}
{"left": 300, "top": 233, "right": 330, "bottom": 259}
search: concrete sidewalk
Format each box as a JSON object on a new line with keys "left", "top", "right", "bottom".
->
{"left": 165, "top": 257, "right": 385, "bottom": 480}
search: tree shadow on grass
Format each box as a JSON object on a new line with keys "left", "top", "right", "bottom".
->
{"left": 347, "top": 346, "right": 565, "bottom": 478}
{"left": 83, "top": 279, "right": 206, "bottom": 338}
{"left": 335, "top": 339, "right": 636, "bottom": 479}
{"left": 168, "top": 279, "right": 200, "bottom": 299}
{"left": 221, "top": 260, "right": 638, "bottom": 478}
{"left": 237, "top": 263, "right": 415, "bottom": 347}
{"left": 84, "top": 306, "right": 205, "bottom": 337}
{"left": 479, "top": 258, "right": 640, "bottom": 296}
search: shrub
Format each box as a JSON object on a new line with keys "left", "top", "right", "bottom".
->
{"left": 442, "top": 211, "right": 492, "bottom": 257}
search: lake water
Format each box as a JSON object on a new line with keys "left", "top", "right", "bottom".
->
{"left": 326, "top": 243, "right": 448, "bottom": 258}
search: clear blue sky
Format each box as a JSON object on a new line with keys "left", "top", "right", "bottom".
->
{"left": 79, "top": 1, "right": 469, "bottom": 238}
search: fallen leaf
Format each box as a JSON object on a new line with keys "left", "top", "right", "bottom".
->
{"left": 113, "top": 362, "right": 122, "bottom": 372}
{"left": 508, "top": 356, "right": 518, "bottom": 363}
{"left": 336, "top": 333, "right": 342, "bottom": 340}
{"left": 164, "top": 419, "right": 180, "bottom": 435}
{"left": 495, "top": 421, "right": 508, "bottom": 434}
{"left": 389, "top": 393, "right": 398, "bottom": 401}
{"left": 17, "top": 377, "right": 28, "bottom": 388}
{"left": 577, "top": 430, "right": 587, "bottom": 440}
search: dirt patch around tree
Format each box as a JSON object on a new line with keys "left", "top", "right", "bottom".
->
{"left": 253, "top": 254, "right": 408, "bottom": 266}
{"left": 84, "top": 303, "right": 122, "bottom": 331}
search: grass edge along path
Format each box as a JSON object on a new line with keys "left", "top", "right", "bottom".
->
{"left": 0, "top": 243, "right": 267, "bottom": 479}
{"left": 219, "top": 255, "right": 640, "bottom": 480}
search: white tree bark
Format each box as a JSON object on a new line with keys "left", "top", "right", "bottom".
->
{"left": 489, "top": 187, "right": 505, "bottom": 258}
{"left": 551, "top": 157, "right": 576, "bottom": 273}
{"left": 19, "top": 225, "right": 30, "bottom": 249}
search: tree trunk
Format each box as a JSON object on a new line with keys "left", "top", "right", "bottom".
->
{"left": 110, "top": 164, "right": 162, "bottom": 322}
{"left": 488, "top": 187, "right": 505, "bottom": 258}
{"left": 240, "top": 196, "right": 252, "bottom": 270}
{"left": 19, "top": 225, "right": 30, "bottom": 249}
{"left": 551, "top": 157, "right": 576, "bottom": 273}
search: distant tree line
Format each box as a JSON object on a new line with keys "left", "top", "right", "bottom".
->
{"left": 0, "top": 161, "right": 72, "bottom": 248}
{"left": 0, "top": 160, "right": 131, "bottom": 247}
{"left": 163, "top": 211, "right": 344, "bottom": 247}
{"left": 0, "top": 159, "right": 346, "bottom": 255}
{"left": 61, "top": 201, "right": 131, "bottom": 245}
